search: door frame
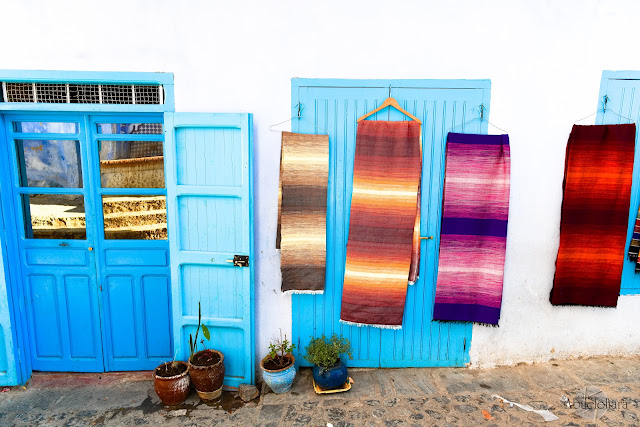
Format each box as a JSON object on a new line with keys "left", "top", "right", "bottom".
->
{"left": 0, "top": 70, "right": 175, "bottom": 383}
{"left": 290, "top": 78, "right": 491, "bottom": 368}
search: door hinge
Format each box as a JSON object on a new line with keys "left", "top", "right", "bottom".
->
{"left": 226, "top": 255, "right": 249, "bottom": 267}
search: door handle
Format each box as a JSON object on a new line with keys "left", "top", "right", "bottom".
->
{"left": 420, "top": 236, "right": 433, "bottom": 240}
{"left": 88, "top": 246, "right": 93, "bottom": 251}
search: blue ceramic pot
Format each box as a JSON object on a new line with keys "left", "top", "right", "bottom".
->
{"left": 312, "top": 359, "right": 348, "bottom": 390}
{"left": 261, "top": 354, "right": 296, "bottom": 394}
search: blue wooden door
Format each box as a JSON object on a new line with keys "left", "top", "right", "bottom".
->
{"left": 164, "top": 113, "right": 255, "bottom": 388}
{"left": 292, "top": 79, "right": 490, "bottom": 368}
{"left": 2, "top": 114, "right": 104, "bottom": 371}
{"left": 0, "top": 113, "right": 173, "bottom": 373}
{"left": 87, "top": 115, "right": 172, "bottom": 371}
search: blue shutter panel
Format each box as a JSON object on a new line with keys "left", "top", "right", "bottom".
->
{"left": 0, "top": 116, "right": 22, "bottom": 385}
{"left": 164, "top": 112, "right": 255, "bottom": 388}
{"left": 291, "top": 79, "right": 489, "bottom": 367}
{"left": 597, "top": 74, "right": 640, "bottom": 295}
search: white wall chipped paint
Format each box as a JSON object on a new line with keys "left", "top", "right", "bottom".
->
{"left": 1, "top": 0, "right": 640, "bottom": 370}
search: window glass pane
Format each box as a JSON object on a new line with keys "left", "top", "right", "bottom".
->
{"left": 16, "top": 140, "right": 83, "bottom": 188}
{"left": 99, "top": 140, "right": 164, "bottom": 188}
{"left": 13, "top": 122, "right": 78, "bottom": 134}
{"left": 97, "top": 123, "right": 162, "bottom": 134}
{"left": 23, "top": 194, "right": 86, "bottom": 239}
{"left": 103, "top": 195, "right": 167, "bottom": 240}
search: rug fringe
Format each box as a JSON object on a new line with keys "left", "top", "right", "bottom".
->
{"left": 339, "top": 319, "right": 402, "bottom": 330}
{"left": 432, "top": 319, "right": 500, "bottom": 328}
{"left": 282, "top": 290, "right": 324, "bottom": 295}
{"left": 550, "top": 303, "right": 617, "bottom": 309}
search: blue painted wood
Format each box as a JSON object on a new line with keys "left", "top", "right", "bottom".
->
{"left": 0, "top": 111, "right": 173, "bottom": 373}
{"left": 2, "top": 113, "right": 104, "bottom": 372}
{"left": 86, "top": 114, "right": 172, "bottom": 371}
{"left": 0, "top": 113, "right": 31, "bottom": 384}
{"left": 291, "top": 79, "right": 490, "bottom": 368}
{"left": 164, "top": 112, "right": 254, "bottom": 389}
{"left": 0, "top": 118, "right": 22, "bottom": 383}
{"left": 597, "top": 72, "right": 640, "bottom": 295}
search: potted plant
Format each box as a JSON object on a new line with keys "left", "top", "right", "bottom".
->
{"left": 153, "top": 355, "right": 190, "bottom": 406}
{"left": 188, "top": 302, "right": 225, "bottom": 400}
{"left": 304, "top": 334, "right": 353, "bottom": 390}
{"left": 260, "top": 330, "right": 296, "bottom": 394}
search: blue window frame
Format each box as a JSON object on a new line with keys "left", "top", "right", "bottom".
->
{"left": 597, "top": 71, "right": 640, "bottom": 295}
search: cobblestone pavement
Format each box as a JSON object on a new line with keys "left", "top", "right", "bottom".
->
{"left": 0, "top": 355, "right": 638, "bottom": 426}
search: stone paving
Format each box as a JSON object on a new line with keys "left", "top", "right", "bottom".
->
{"left": 0, "top": 355, "right": 638, "bottom": 426}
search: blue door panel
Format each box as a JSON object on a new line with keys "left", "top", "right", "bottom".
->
{"left": 292, "top": 79, "right": 489, "bottom": 368}
{"left": 165, "top": 112, "right": 254, "bottom": 389}
{"left": 65, "top": 275, "right": 99, "bottom": 359}
{"left": 105, "top": 249, "right": 167, "bottom": 266}
{"left": 142, "top": 275, "right": 172, "bottom": 358}
{"left": 26, "top": 249, "right": 88, "bottom": 265}
{"left": 106, "top": 275, "right": 138, "bottom": 358}
{"left": 176, "top": 127, "right": 242, "bottom": 186}
{"left": 180, "top": 265, "right": 243, "bottom": 319}
{"left": 29, "top": 275, "right": 62, "bottom": 358}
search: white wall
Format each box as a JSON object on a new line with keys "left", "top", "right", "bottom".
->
{"left": 2, "top": 0, "right": 640, "bottom": 369}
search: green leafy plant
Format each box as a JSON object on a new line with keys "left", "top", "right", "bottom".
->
{"left": 265, "top": 330, "right": 296, "bottom": 370}
{"left": 189, "top": 302, "right": 210, "bottom": 361}
{"left": 303, "top": 334, "right": 352, "bottom": 369}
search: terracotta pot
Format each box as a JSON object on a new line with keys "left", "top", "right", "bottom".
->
{"left": 260, "top": 354, "right": 296, "bottom": 394}
{"left": 153, "top": 361, "right": 190, "bottom": 406}
{"left": 189, "top": 349, "right": 225, "bottom": 400}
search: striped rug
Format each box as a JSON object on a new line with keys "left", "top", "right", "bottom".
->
{"left": 433, "top": 133, "right": 511, "bottom": 325}
{"left": 550, "top": 124, "right": 636, "bottom": 307}
{"left": 277, "top": 132, "right": 329, "bottom": 294}
{"left": 340, "top": 120, "right": 422, "bottom": 329}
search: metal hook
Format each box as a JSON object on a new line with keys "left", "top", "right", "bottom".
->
{"left": 479, "top": 104, "right": 485, "bottom": 121}
{"left": 603, "top": 95, "right": 609, "bottom": 113}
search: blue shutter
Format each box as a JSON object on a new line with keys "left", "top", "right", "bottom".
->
{"left": 291, "top": 79, "right": 490, "bottom": 368}
{"left": 0, "top": 115, "right": 23, "bottom": 385}
{"left": 164, "top": 113, "right": 255, "bottom": 388}
{"left": 597, "top": 72, "right": 640, "bottom": 295}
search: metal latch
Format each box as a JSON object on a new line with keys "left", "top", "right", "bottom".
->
{"left": 226, "top": 255, "right": 249, "bottom": 267}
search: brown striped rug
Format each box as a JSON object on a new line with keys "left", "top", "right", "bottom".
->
{"left": 340, "top": 121, "right": 422, "bottom": 328}
{"left": 277, "top": 132, "right": 329, "bottom": 294}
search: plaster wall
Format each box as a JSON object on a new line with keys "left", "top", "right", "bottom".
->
{"left": 1, "top": 0, "right": 640, "bottom": 369}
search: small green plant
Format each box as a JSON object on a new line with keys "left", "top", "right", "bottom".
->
{"left": 189, "top": 302, "right": 210, "bottom": 361}
{"left": 304, "top": 334, "right": 352, "bottom": 369}
{"left": 265, "top": 330, "right": 296, "bottom": 370}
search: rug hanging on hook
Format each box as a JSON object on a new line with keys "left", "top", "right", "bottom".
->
{"left": 277, "top": 132, "right": 329, "bottom": 294}
{"left": 432, "top": 132, "right": 511, "bottom": 326}
{"left": 340, "top": 120, "right": 422, "bottom": 329}
{"left": 551, "top": 124, "right": 636, "bottom": 307}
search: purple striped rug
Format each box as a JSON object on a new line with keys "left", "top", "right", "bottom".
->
{"left": 433, "top": 133, "right": 511, "bottom": 325}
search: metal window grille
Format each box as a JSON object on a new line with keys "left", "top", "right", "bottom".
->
{"left": 70, "top": 84, "right": 101, "bottom": 103}
{"left": 1, "top": 82, "right": 164, "bottom": 105}
{"left": 35, "top": 83, "right": 68, "bottom": 103}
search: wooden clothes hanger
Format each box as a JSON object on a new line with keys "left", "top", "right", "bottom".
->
{"left": 357, "top": 97, "right": 422, "bottom": 125}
